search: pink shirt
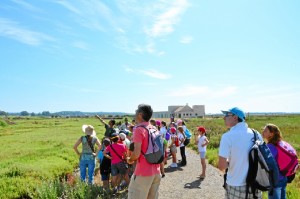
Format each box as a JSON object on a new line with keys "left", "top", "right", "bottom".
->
{"left": 133, "top": 122, "right": 160, "bottom": 176}
{"left": 105, "top": 143, "right": 126, "bottom": 164}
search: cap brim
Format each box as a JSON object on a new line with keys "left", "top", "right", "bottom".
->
{"left": 221, "top": 110, "right": 230, "bottom": 114}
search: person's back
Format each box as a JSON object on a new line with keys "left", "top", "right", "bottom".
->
{"left": 218, "top": 107, "right": 262, "bottom": 199}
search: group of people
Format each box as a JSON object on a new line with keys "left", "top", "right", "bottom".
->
{"left": 73, "top": 104, "right": 299, "bottom": 199}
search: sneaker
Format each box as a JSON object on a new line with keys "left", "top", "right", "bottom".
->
{"left": 161, "top": 174, "right": 165, "bottom": 178}
{"left": 170, "top": 163, "right": 177, "bottom": 168}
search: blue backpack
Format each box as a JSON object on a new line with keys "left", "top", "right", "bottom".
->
{"left": 246, "top": 129, "right": 279, "bottom": 199}
{"left": 138, "top": 125, "right": 164, "bottom": 164}
{"left": 185, "top": 128, "right": 192, "bottom": 138}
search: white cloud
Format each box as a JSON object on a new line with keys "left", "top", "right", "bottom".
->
{"left": 0, "top": 18, "right": 54, "bottom": 46}
{"left": 123, "top": 66, "right": 171, "bottom": 80}
{"left": 180, "top": 35, "right": 193, "bottom": 44}
{"left": 140, "top": 69, "right": 171, "bottom": 80}
{"left": 56, "top": 0, "right": 113, "bottom": 32}
{"left": 11, "top": 0, "right": 42, "bottom": 12}
{"left": 145, "top": 0, "right": 189, "bottom": 38}
{"left": 55, "top": 0, "right": 82, "bottom": 15}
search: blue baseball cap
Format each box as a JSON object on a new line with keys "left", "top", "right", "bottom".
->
{"left": 221, "top": 107, "right": 246, "bottom": 121}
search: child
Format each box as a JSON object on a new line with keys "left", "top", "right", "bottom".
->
{"left": 98, "top": 138, "right": 111, "bottom": 190}
{"left": 169, "top": 127, "right": 178, "bottom": 168}
{"left": 194, "top": 126, "right": 209, "bottom": 179}
{"left": 177, "top": 126, "right": 187, "bottom": 166}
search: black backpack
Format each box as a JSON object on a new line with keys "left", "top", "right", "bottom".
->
{"left": 246, "top": 129, "right": 279, "bottom": 199}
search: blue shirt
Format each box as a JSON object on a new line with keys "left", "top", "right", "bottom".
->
{"left": 267, "top": 143, "right": 285, "bottom": 181}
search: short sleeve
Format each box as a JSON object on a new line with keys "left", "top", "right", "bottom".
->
{"left": 133, "top": 127, "right": 145, "bottom": 143}
{"left": 219, "top": 134, "right": 230, "bottom": 159}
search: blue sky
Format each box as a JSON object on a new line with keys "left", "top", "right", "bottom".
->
{"left": 1, "top": 0, "right": 300, "bottom": 114}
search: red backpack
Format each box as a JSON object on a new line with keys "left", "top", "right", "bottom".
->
{"left": 276, "top": 140, "right": 298, "bottom": 181}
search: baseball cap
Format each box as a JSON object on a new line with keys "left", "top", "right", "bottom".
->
{"left": 197, "top": 126, "right": 206, "bottom": 133}
{"left": 170, "top": 127, "right": 176, "bottom": 133}
{"left": 221, "top": 107, "right": 246, "bottom": 121}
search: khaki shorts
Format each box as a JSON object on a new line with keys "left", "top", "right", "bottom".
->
{"left": 128, "top": 174, "right": 161, "bottom": 199}
{"left": 170, "top": 145, "right": 177, "bottom": 153}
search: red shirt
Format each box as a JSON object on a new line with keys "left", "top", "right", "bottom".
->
{"left": 133, "top": 122, "right": 160, "bottom": 176}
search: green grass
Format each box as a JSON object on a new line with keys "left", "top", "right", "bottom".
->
{"left": 0, "top": 115, "right": 299, "bottom": 198}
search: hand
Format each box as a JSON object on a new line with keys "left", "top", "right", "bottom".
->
{"left": 126, "top": 157, "right": 135, "bottom": 164}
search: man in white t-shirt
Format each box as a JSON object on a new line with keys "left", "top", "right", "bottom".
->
{"left": 218, "top": 107, "right": 262, "bottom": 199}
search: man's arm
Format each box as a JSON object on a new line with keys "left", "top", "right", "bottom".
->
{"left": 218, "top": 156, "right": 228, "bottom": 172}
{"left": 95, "top": 115, "right": 107, "bottom": 126}
{"left": 127, "top": 142, "right": 141, "bottom": 164}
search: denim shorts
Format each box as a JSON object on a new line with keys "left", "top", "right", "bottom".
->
{"left": 101, "top": 173, "right": 110, "bottom": 181}
{"left": 199, "top": 152, "right": 206, "bottom": 159}
{"left": 111, "top": 161, "right": 127, "bottom": 176}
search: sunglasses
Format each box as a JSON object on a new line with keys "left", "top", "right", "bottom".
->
{"left": 225, "top": 113, "right": 235, "bottom": 117}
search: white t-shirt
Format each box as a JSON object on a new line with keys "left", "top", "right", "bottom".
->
{"left": 219, "top": 122, "right": 262, "bottom": 186}
{"left": 178, "top": 132, "right": 185, "bottom": 147}
{"left": 160, "top": 126, "right": 167, "bottom": 138}
{"left": 197, "top": 135, "right": 207, "bottom": 152}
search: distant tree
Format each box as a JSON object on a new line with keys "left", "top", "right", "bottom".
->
{"left": 0, "top": 110, "right": 7, "bottom": 116}
{"left": 42, "top": 111, "right": 51, "bottom": 116}
{"left": 31, "top": 112, "right": 36, "bottom": 116}
{"left": 20, "top": 111, "right": 29, "bottom": 116}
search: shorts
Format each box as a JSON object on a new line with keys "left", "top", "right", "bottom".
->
{"left": 170, "top": 145, "right": 177, "bottom": 153}
{"left": 226, "top": 184, "right": 262, "bottom": 199}
{"left": 111, "top": 161, "right": 127, "bottom": 176}
{"left": 199, "top": 152, "right": 206, "bottom": 159}
{"left": 101, "top": 173, "right": 110, "bottom": 181}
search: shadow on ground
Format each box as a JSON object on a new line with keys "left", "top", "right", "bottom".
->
{"left": 183, "top": 178, "right": 204, "bottom": 189}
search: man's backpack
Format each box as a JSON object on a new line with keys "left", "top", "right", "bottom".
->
{"left": 139, "top": 125, "right": 164, "bottom": 164}
{"left": 246, "top": 129, "right": 279, "bottom": 199}
{"left": 276, "top": 140, "right": 299, "bottom": 183}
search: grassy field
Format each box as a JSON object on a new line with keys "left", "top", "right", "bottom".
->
{"left": 0, "top": 115, "right": 299, "bottom": 198}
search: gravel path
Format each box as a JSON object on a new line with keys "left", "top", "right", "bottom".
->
{"left": 158, "top": 147, "right": 225, "bottom": 199}
{"left": 94, "top": 147, "right": 225, "bottom": 198}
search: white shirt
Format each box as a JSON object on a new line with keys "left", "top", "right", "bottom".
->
{"left": 197, "top": 135, "right": 207, "bottom": 152}
{"left": 219, "top": 122, "right": 262, "bottom": 186}
{"left": 178, "top": 132, "right": 185, "bottom": 147}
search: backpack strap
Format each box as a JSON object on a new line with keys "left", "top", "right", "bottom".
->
{"left": 110, "top": 144, "right": 124, "bottom": 161}
{"left": 246, "top": 129, "right": 259, "bottom": 199}
{"left": 136, "top": 125, "right": 152, "bottom": 155}
{"left": 82, "top": 136, "right": 95, "bottom": 153}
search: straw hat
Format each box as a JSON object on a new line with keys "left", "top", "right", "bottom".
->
{"left": 82, "top": 125, "right": 96, "bottom": 136}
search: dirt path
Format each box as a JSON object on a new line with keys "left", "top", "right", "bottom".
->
{"left": 158, "top": 147, "right": 225, "bottom": 198}
{"left": 94, "top": 147, "right": 225, "bottom": 198}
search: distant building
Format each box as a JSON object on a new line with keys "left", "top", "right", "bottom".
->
{"left": 152, "top": 104, "right": 205, "bottom": 118}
